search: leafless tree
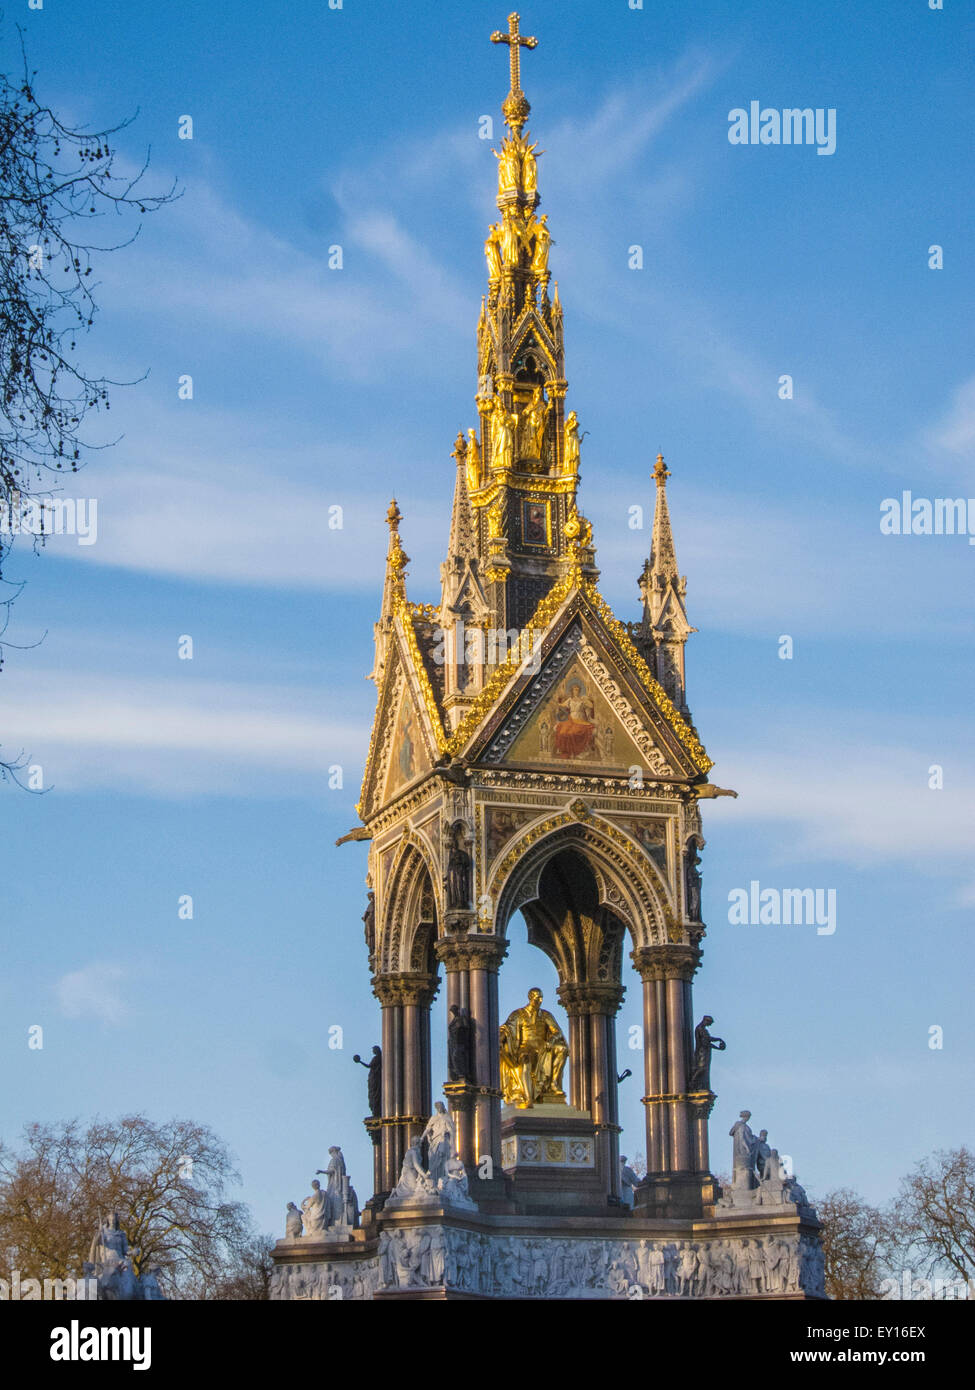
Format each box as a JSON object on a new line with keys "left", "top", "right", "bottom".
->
{"left": 892, "top": 1146, "right": 975, "bottom": 1288}
{"left": 813, "top": 1186, "right": 899, "bottom": 1300}
{"left": 0, "top": 29, "right": 175, "bottom": 775}
{"left": 0, "top": 1114, "right": 257, "bottom": 1299}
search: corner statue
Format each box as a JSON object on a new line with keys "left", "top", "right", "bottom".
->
{"left": 499, "top": 987, "right": 569, "bottom": 1109}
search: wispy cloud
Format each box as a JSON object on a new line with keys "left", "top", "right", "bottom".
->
{"left": 56, "top": 963, "right": 129, "bottom": 1026}
{"left": 702, "top": 724, "right": 975, "bottom": 900}
{"left": 923, "top": 373, "right": 975, "bottom": 464}
{"left": 2, "top": 670, "right": 369, "bottom": 796}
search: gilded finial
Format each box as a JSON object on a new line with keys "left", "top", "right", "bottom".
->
{"left": 387, "top": 498, "right": 402, "bottom": 531}
{"left": 654, "top": 452, "right": 671, "bottom": 485}
{"left": 490, "top": 12, "right": 538, "bottom": 133}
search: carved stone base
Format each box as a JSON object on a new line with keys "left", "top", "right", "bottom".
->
{"left": 270, "top": 1207, "right": 825, "bottom": 1301}
{"left": 500, "top": 1102, "right": 606, "bottom": 1213}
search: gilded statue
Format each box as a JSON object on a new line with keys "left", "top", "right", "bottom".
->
{"left": 519, "top": 386, "right": 550, "bottom": 461}
{"left": 500, "top": 210, "right": 522, "bottom": 268}
{"left": 484, "top": 225, "right": 502, "bottom": 285}
{"left": 495, "top": 143, "right": 520, "bottom": 196}
{"left": 564, "top": 410, "right": 581, "bottom": 476}
{"left": 529, "top": 213, "right": 551, "bottom": 274}
{"left": 522, "top": 140, "right": 540, "bottom": 195}
{"left": 466, "top": 428, "right": 481, "bottom": 492}
{"left": 499, "top": 987, "right": 569, "bottom": 1109}
{"left": 487, "top": 497, "right": 507, "bottom": 539}
{"left": 491, "top": 397, "right": 515, "bottom": 472}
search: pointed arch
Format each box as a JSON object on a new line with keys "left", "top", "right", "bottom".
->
{"left": 379, "top": 831, "right": 441, "bottom": 975}
{"left": 486, "top": 808, "right": 675, "bottom": 958}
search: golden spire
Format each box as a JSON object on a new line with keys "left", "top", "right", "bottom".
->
{"left": 490, "top": 11, "right": 538, "bottom": 134}
{"left": 385, "top": 498, "right": 409, "bottom": 584}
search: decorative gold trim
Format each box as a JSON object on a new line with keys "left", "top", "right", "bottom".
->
{"left": 578, "top": 580, "right": 712, "bottom": 773}
{"left": 393, "top": 594, "right": 449, "bottom": 755}
{"left": 443, "top": 572, "right": 711, "bottom": 773}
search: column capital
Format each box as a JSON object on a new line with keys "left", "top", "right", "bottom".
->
{"left": 371, "top": 971, "right": 440, "bottom": 1006}
{"left": 434, "top": 936, "right": 509, "bottom": 973}
{"left": 630, "top": 944, "right": 701, "bottom": 983}
{"left": 557, "top": 981, "right": 626, "bottom": 1016}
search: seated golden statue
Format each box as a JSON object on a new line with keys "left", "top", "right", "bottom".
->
{"left": 499, "top": 987, "right": 569, "bottom": 1109}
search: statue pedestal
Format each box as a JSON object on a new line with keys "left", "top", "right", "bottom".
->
{"left": 500, "top": 1101, "right": 606, "bottom": 1214}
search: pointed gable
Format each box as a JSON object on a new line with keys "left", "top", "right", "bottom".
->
{"left": 447, "top": 571, "right": 711, "bottom": 778}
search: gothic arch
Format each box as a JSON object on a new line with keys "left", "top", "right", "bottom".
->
{"left": 487, "top": 810, "right": 673, "bottom": 958}
{"left": 380, "top": 833, "right": 440, "bottom": 975}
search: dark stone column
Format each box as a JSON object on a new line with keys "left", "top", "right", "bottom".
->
{"left": 631, "top": 944, "right": 705, "bottom": 1218}
{"left": 435, "top": 937, "right": 507, "bottom": 1195}
{"left": 372, "top": 971, "right": 439, "bottom": 1195}
{"left": 560, "top": 981, "right": 625, "bottom": 1203}
{"left": 557, "top": 983, "right": 592, "bottom": 1113}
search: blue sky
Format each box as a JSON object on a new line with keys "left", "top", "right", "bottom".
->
{"left": 2, "top": 0, "right": 973, "bottom": 1242}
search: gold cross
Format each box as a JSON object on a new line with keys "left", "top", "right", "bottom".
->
{"left": 490, "top": 12, "right": 538, "bottom": 95}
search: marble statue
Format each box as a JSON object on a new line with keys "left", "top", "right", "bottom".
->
{"left": 440, "top": 1153, "right": 476, "bottom": 1210}
{"left": 84, "top": 1212, "right": 165, "bottom": 1301}
{"left": 499, "top": 987, "right": 569, "bottom": 1108}
{"left": 285, "top": 1201, "right": 303, "bottom": 1240}
{"left": 619, "top": 1155, "right": 640, "bottom": 1210}
{"left": 317, "top": 1146, "right": 348, "bottom": 1225}
{"left": 389, "top": 1137, "right": 437, "bottom": 1204}
{"left": 301, "top": 1180, "right": 330, "bottom": 1237}
{"left": 353, "top": 1045, "right": 382, "bottom": 1117}
{"left": 729, "top": 1110, "right": 757, "bottom": 1186}
{"left": 754, "top": 1128, "right": 772, "bottom": 1180}
{"left": 719, "top": 1114, "right": 817, "bottom": 1220}
{"left": 421, "top": 1102, "right": 453, "bottom": 1186}
{"left": 447, "top": 1004, "right": 473, "bottom": 1082}
{"left": 689, "top": 1015, "right": 726, "bottom": 1092}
